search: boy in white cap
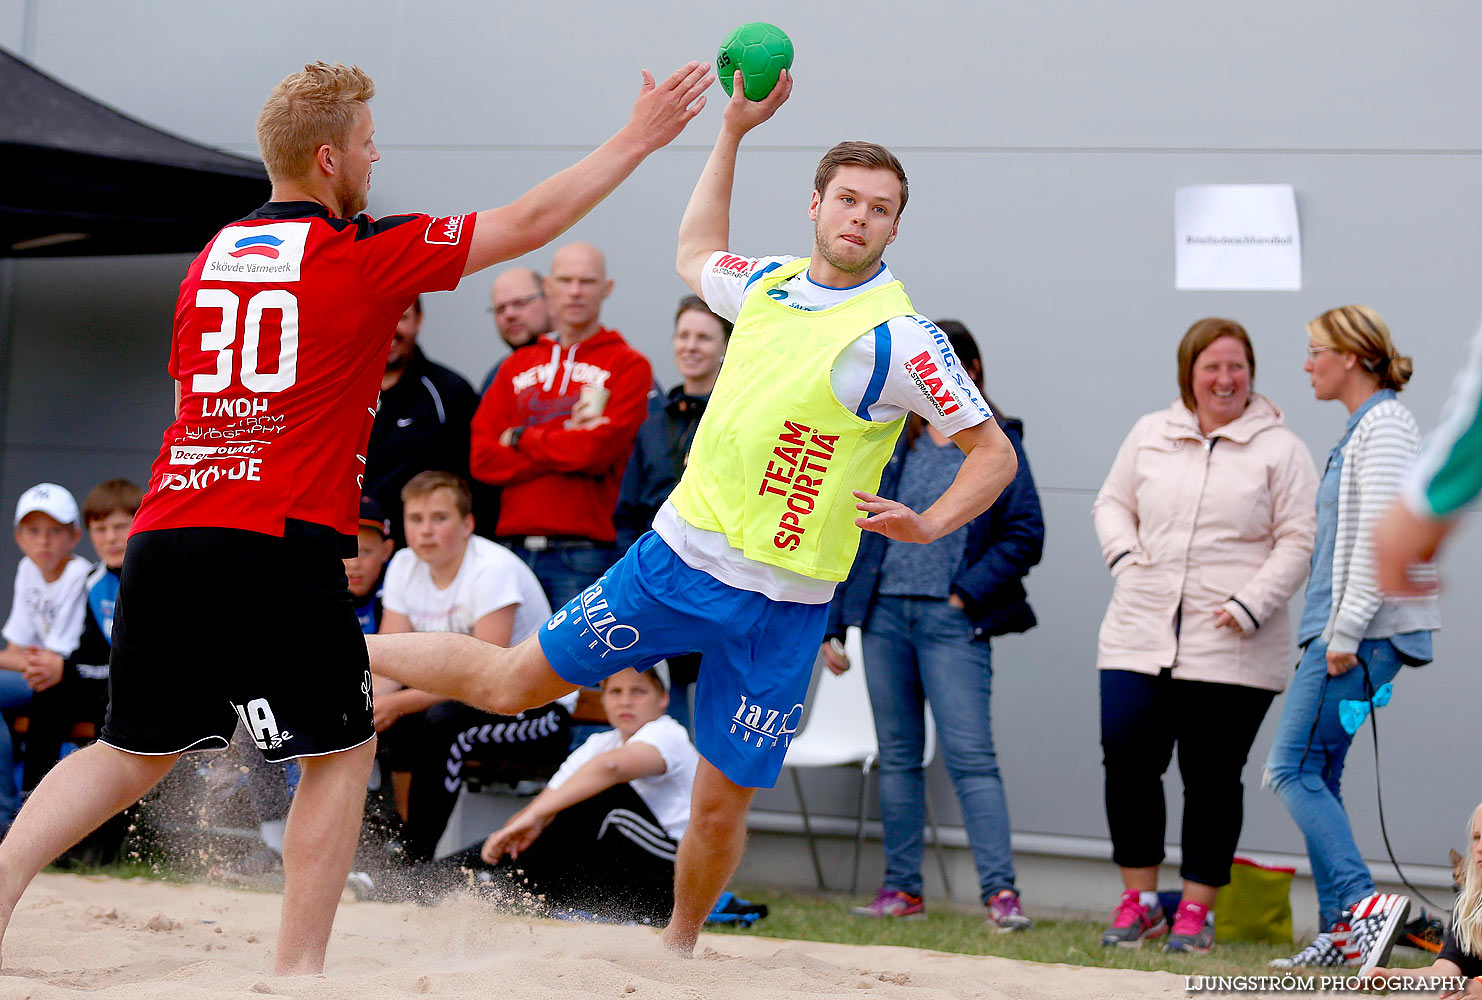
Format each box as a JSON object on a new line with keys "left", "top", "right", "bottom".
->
{"left": 0, "top": 484, "right": 90, "bottom": 829}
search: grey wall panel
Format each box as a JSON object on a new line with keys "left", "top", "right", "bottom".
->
{"left": 24, "top": 2, "right": 1482, "bottom": 152}
{"left": 0, "top": 0, "right": 26, "bottom": 52}
{"left": 5, "top": 1, "right": 1482, "bottom": 870}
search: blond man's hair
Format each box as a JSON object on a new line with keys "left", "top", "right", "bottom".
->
{"left": 256, "top": 62, "right": 375, "bottom": 184}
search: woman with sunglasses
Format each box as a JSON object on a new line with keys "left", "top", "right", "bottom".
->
{"left": 1266, "top": 305, "right": 1441, "bottom": 974}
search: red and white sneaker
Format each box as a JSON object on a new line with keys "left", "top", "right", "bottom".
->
{"left": 1347, "top": 892, "right": 1411, "bottom": 975}
{"left": 1100, "top": 889, "right": 1167, "bottom": 947}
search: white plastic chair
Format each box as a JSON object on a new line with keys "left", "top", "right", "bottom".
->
{"left": 782, "top": 626, "right": 951, "bottom": 895}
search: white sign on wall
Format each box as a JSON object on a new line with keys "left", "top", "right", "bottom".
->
{"left": 1175, "top": 184, "right": 1301, "bottom": 291}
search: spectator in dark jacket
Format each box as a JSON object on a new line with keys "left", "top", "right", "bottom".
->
{"left": 613, "top": 295, "right": 731, "bottom": 730}
{"left": 615, "top": 296, "right": 731, "bottom": 552}
{"left": 826, "top": 319, "right": 1043, "bottom": 930}
{"left": 364, "top": 296, "right": 482, "bottom": 546}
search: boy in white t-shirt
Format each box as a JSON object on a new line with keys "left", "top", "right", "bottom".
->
{"left": 374, "top": 471, "right": 572, "bottom": 862}
{"left": 420, "top": 665, "right": 697, "bottom": 924}
{"left": 0, "top": 484, "right": 90, "bottom": 830}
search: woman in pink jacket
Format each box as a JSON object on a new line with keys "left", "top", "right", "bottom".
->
{"left": 1092, "top": 318, "right": 1318, "bottom": 955}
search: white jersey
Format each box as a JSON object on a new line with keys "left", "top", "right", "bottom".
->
{"left": 548, "top": 714, "right": 697, "bottom": 841}
{"left": 654, "top": 252, "right": 994, "bottom": 604}
{"left": 382, "top": 536, "right": 575, "bottom": 712}
{"left": 2, "top": 555, "right": 89, "bottom": 656}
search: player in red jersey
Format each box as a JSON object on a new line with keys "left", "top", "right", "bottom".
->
{"left": 0, "top": 60, "right": 712, "bottom": 975}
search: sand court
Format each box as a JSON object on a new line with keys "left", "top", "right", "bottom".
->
{"left": 0, "top": 872, "right": 1212, "bottom": 999}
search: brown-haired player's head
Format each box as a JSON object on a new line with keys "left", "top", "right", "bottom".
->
{"left": 813, "top": 142, "right": 909, "bottom": 219}
{"left": 809, "top": 141, "right": 908, "bottom": 280}
{"left": 256, "top": 62, "right": 378, "bottom": 216}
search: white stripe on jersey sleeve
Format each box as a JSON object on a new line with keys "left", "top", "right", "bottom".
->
{"left": 698, "top": 253, "right": 797, "bottom": 323}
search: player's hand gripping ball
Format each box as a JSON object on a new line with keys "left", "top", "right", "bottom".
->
{"left": 717, "top": 22, "right": 794, "bottom": 101}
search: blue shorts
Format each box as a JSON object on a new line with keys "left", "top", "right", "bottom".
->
{"left": 538, "top": 531, "right": 827, "bottom": 788}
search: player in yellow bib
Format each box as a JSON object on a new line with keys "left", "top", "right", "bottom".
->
{"left": 370, "top": 70, "right": 1019, "bottom": 954}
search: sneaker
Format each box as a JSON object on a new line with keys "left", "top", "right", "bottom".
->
{"left": 1402, "top": 912, "right": 1446, "bottom": 954}
{"left": 1347, "top": 892, "right": 1411, "bottom": 975}
{"left": 1163, "top": 900, "right": 1215, "bottom": 954}
{"left": 986, "top": 889, "right": 1032, "bottom": 932}
{"left": 1269, "top": 930, "right": 1351, "bottom": 969}
{"left": 849, "top": 888, "right": 925, "bottom": 919}
{"left": 1101, "top": 889, "right": 1167, "bottom": 947}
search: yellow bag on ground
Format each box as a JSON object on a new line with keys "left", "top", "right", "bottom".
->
{"left": 1214, "top": 856, "right": 1295, "bottom": 944}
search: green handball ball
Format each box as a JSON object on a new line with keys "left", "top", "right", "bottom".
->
{"left": 717, "top": 22, "right": 794, "bottom": 101}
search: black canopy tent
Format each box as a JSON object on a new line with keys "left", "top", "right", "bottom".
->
{"left": 0, "top": 47, "right": 269, "bottom": 258}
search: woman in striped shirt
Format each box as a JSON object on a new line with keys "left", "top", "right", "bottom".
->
{"left": 1265, "top": 305, "right": 1440, "bottom": 973}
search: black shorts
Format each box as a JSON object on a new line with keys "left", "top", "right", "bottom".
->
{"left": 99, "top": 522, "right": 374, "bottom": 763}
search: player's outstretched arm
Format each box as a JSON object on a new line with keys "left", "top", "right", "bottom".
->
{"left": 855, "top": 419, "right": 1017, "bottom": 544}
{"left": 462, "top": 62, "right": 714, "bottom": 277}
{"left": 676, "top": 69, "right": 792, "bottom": 295}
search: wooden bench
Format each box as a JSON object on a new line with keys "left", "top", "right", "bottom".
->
{"left": 9, "top": 716, "right": 97, "bottom": 743}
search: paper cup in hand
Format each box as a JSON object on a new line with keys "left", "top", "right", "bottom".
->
{"left": 573, "top": 385, "right": 610, "bottom": 421}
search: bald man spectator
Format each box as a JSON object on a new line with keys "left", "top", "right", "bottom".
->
{"left": 479, "top": 267, "right": 553, "bottom": 395}
{"left": 470, "top": 242, "right": 653, "bottom": 608}
{"left": 364, "top": 296, "right": 480, "bottom": 546}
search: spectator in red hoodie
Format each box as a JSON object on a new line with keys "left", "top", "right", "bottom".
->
{"left": 471, "top": 242, "right": 653, "bottom": 607}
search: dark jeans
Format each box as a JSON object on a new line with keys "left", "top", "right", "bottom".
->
{"left": 22, "top": 670, "right": 108, "bottom": 790}
{"left": 392, "top": 701, "right": 570, "bottom": 862}
{"left": 429, "top": 782, "right": 678, "bottom": 924}
{"left": 506, "top": 544, "right": 617, "bottom": 611}
{"left": 1099, "top": 668, "right": 1275, "bottom": 888}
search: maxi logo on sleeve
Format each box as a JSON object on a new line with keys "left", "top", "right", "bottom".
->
{"left": 904, "top": 350, "right": 962, "bottom": 419}
{"left": 712, "top": 253, "right": 752, "bottom": 279}
{"left": 757, "top": 421, "right": 838, "bottom": 552}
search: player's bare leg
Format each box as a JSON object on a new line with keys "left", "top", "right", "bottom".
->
{"left": 367, "top": 632, "right": 575, "bottom": 716}
{"left": 662, "top": 757, "right": 756, "bottom": 956}
{"left": 274, "top": 737, "right": 377, "bottom": 975}
{"left": 0, "top": 743, "right": 178, "bottom": 966}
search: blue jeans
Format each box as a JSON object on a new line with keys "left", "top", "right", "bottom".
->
{"left": 508, "top": 545, "right": 617, "bottom": 611}
{"left": 1264, "top": 637, "right": 1404, "bottom": 930}
{"left": 0, "top": 670, "right": 34, "bottom": 827}
{"left": 862, "top": 596, "right": 1016, "bottom": 903}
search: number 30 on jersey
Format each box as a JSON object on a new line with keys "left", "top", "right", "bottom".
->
{"left": 192, "top": 288, "right": 299, "bottom": 393}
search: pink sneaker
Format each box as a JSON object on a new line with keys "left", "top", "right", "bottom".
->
{"left": 1164, "top": 899, "right": 1215, "bottom": 954}
{"left": 1100, "top": 889, "right": 1167, "bottom": 947}
{"left": 850, "top": 888, "right": 925, "bottom": 919}
{"left": 986, "top": 889, "right": 1033, "bottom": 932}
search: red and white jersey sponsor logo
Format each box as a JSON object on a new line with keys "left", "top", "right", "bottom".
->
{"left": 424, "top": 215, "right": 466, "bottom": 246}
{"left": 756, "top": 420, "right": 839, "bottom": 552}
{"left": 903, "top": 350, "right": 962, "bottom": 418}
{"left": 711, "top": 253, "right": 753, "bottom": 279}
{"left": 203, "top": 222, "right": 310, "bottom": 283}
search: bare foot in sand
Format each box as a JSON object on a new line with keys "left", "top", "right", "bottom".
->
{"left": 660, "top": 925, "right": 697, "bottom": 957}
